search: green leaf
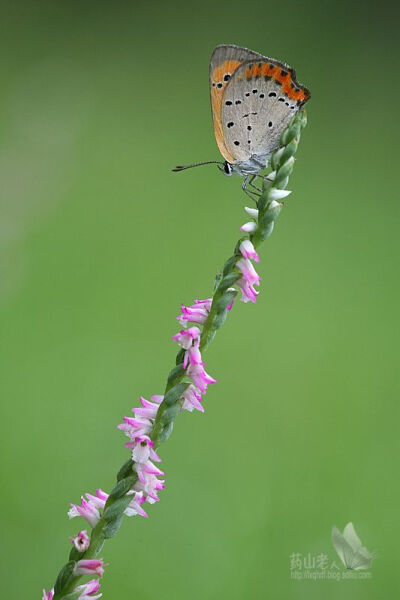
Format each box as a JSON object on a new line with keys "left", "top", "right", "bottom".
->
{"left": 88, "top": 529, "right": 105, "bottom": 555}
{"left": 54, "top": 561, "right": 76, "bottom": 595}
{"left": 213, "top": 272, "right": 222, "bottom": 292}
{"left": 167, "top": 364, "right": 185, "bottom": 388}
{"left": 216, "top": 272, "right": 241, "bottom": 294}
{"left": 103, "top": 515, "right": 124, "bottom": 539}
{"left": 163, "top": 382, "right": 190, "bottom": 406}
{"left": 157, "top": 420, "right": 174, "bottom": 442}
{"left": 212, "top": 309, "right": 228, "bottom": 329}
{"left": 160, "top": 402, "right": 181, "bottom": 424}
{"left": 259, "top": 221, "right": 275, "bottom": 240}
{"left": 271, "top": 146, "right": 284, "bottom": 170}
{"left": 280, "top": 139, "right": 299, "bottom": 164}
{"left": 214, "top": 289, "right": 237, "bottom": 312}
{"left": 151, "top": 382, "right": 188, "bottom": 444}
{"left": 222, "top": 255, "right": 237, "bottom": 276}
{"left": 281, "top": 122, "right": 300, "bottom": 146}
{"left": 108, "top": 475, "right": 137, "bottom": 501}
{"left": 261, "top": 202, "right": 282, "bottom": 226}
{"left": 117, "top": 459, "right": 134, "bottom": 482}
{"left": 258, "top": 211, "right": 274, "bottom": 231}
{"left": 175, "top": 347, "right": 185, "bottom": 366}
{"left": 103, "top": 495, "right": 132, "bottom": 523}
{"left": 234, "top": 237, "right": 247, "bottom": 255}
{"left": 68, "top": 546, "right": 82, "bottom": 562}
{"left": 274, "top": 158, "right": 294, "bottom": 188}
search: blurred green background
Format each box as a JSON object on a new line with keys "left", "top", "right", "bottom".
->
{"left": 0, "top": 0, "right": 399, "bottom": 597}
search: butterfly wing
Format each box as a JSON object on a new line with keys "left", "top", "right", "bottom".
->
{"left": 221, "top": 57, "right": 310, "bottom": 166}
{"left": 343, "top": 522, "right": 362, "bottom": 551}
{"left": 209, "top": 45, "right": 263, "bottom": 163}
{"left": 332, "top": 524, "right": 374, "bottom": 570}
{"left": 351, "top": 547, "right": 375, "bottom": 570}
{"left": 332, "top": 526, "right": 356, "bottom": 569}
{"left": 343, "top": 523, "right": 374, "bottom": 570}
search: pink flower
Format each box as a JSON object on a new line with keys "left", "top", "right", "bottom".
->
{"left": 42, "top": 589, "right": 54, "bottom": 600}
{"left": 68, "top": 489, "right": 109, "bottom": 527}
{"left": 238, "top": 282, "right": 258, "bottom": 303}
{"left": 124, "top": 491, "right": 148, "bottom": 517}
{"left": 135, "top": 460, "right": 166, "bottom": 504}
{"left": 85, "top": 489, "right": 108, "bottom": 510}
{"left": 236, "top": 257, "right": 261, "bottom": 304}
{"left": 184, "top": 340, "right": 203, "bottom": 368}
{"left": 130, "top": 435, "right": 162, "bottom": 464}
{"left": 150, "top": 395, "right": 164, "bottom": 404}
{"left": 173, "top": 326, "right": 204, "bottom": 369}
{"left": 68, "top": 497, "right": 101, "bottom": 528}
{"left": 177, "top": 298, "right": 212, "bottom": 326}
{"left": 74, "top": 559, "right": 106, "bottom": 578}
{"left": 118, "top": 396, "right": 163, "bottom": 441}
{"left": 132, "top": 395, "right": 163, "bottom": 419}
{"left": 236, "top": 258, "right": 260, "bottom": 284}
{"left": 69, "top": 529, "right": 90, "bottom": 552}
{"left": 134, "top": 473, "right": 165, "bottom": 503}
{"left": 187, "top": 363, "right": 217, "bottom": 395}
{"left": 172, "top": 326, "right": 201, "bottom": 349}
{"left": 136, "top": 459, "right": 164, "bottom": 483}
{"left": 193, "top": 298, "right": 212, "bottom": 309}
{"left": 73, "top": 579, "right": 102, "bottom": 599}
{"left": 239, "top": 239, "right": 260, "bottom": 262}
{"left": 181, "top": 385, "right": 204, "bottom": 413}
{"left": 118, "top": 416, "right": 152, "bottom": 438}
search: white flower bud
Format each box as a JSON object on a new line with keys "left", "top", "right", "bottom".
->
{"left": 269, "top": 200, "right": 283, "bottom": 209}
{"left": 244, "top": 206, "right": 259, "bottom": 218}
{"left": 269, "top": 188, "right": 291, "bottom": 201}
{"left": 240, "top": 221, "right": 257, "bottom": 233}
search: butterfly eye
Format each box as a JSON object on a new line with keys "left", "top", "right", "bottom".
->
{"left": 223, "top": 162, "right": 233, "bottom": 176}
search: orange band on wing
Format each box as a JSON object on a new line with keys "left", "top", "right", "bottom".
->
{"left": 245, "top": 62, "right": 309, "bottom": 103}
{"left": 210, "top": 60, "right": 241, "bottom": 163}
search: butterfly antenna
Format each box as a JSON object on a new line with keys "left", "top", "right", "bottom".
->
{"left": 172, "top": 160, "right": 224, "bottom": 172}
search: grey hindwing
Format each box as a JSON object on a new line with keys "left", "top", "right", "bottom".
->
{"left": 221, "top": 60, "right": 300, "bottom": 165}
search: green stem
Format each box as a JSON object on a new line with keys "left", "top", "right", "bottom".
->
{"left": 51, "top": 109, "right": 307, "bottom": 600}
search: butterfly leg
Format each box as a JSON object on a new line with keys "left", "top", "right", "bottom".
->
{"left": 242, "top": 176, "right": 260, "bottom": 202}
{"left": 248, "top": 175, "right": 263, "bottom": 193}
{"left": 250, "top": 172, "right": 277, "bottom": 191}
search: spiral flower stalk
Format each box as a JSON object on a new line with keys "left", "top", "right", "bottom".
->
{"left": 45, "top": 109, "right": 307, "bottom": 600}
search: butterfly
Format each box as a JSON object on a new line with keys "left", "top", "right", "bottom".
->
{"left": 173, "top": 44, "right": 311, "bottom": 199}
{"left": 332, "top": 523, "right": 376, "bottom": 570}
